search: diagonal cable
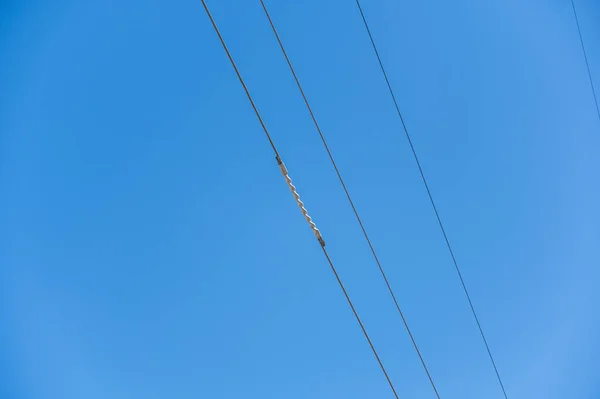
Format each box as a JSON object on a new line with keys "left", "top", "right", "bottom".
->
{"left": 257, "top": 1, "right": 441, "bottom": 397}
{"left": 570, "top": 0, "right": 600, "bottom": 123}
{"left": 199, "top": 1, "right": 400, "bottom": 397}
{"left": 353, "top": 1, "right": 509, "bottom": 398}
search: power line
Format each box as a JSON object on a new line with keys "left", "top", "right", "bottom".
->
{"left": 199, "top": 1, "right": 400, "bottom": 397}
{"left": 352, "top": 2, "right": 509, "bottom": 398}
{"left": 197, "top": 1, "right": 279, "bottom": 158}
{"left": 257, "top": 1, "right": 441, "bottom": 398}
{"left": 570, "top": 0, "right": 600, "bottom": 123}
{"left": 320, "top": 246, "right": 400, "bottom": 399}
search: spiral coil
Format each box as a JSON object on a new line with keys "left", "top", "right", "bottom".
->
{"left": 277, "top": 157, "right": 325, "bottom": 246}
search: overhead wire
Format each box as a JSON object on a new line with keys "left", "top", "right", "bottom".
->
{"left": 198, "top": 1, "right": 400, "bottom": 397}
{"left": 352, "top": 1, "right": 509, "bottom": 398}
{"left": 570, "top": 0, "right": 600, "bottom": 123}
{"left": 257, "top": 1, "right": 441, "bottom": 398}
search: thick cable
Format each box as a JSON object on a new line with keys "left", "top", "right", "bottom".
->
{"left": 199, "top": 1, "right": 399, "bottom": 397}
{"left": 257, "top": 1, "right": 441, "bottom": 397}
{"left": 570, "top": 0, "right": 600, "bottom": 123}
{"left": 199, "top": 0, "right": 279, "bottom": 158}
{"left": 353, "top": 1, "right": 509, "bottom": 398}
{"left": 321, "top": 246, "right": 399, "bottom": 399}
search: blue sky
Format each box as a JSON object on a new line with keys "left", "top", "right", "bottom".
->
{"left": 1, "top": 0, "right": 599, "bottom": 398}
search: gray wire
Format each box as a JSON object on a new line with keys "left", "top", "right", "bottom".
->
{"left": 353, "top": 1, "right": 509, "bottom": 398}
{"left": 257, "top": 1, "right": 441, "bottom": 397}
{"left": 570, "top": 0, "right": 600, "bottom": 123}
{"left": 199, "top": 1, "right": 400, "bottom": 396}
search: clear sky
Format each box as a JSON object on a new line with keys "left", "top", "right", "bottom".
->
{"left": 2, "top": 0, "right": 599, "bottom": 398}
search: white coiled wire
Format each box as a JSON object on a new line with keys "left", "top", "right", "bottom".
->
{"left": 277, "top": 158, "right": 325, "bottom": 246}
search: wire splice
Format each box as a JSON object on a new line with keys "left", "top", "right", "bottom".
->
{"left": 276, "top": 156, "right": 325, "bottom": 247}
{"left": 200, "top": 2, "right": 400, "bottom": 396}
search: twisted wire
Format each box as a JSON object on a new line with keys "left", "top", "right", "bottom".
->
{"left": 277, "top": 156, "right": 325, "bottom": 245}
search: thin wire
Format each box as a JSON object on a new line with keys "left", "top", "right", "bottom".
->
{"left": 353, "top": 2, "right": 509, "bottom": 398}
{"left": 199, "top": 1, "right": 400, "bottom": 397}
{"left": 570, "top": 0, "right": 600, "bottom": 123}
{"left": 257, "top": 1, "right": 440, "bottom": 397}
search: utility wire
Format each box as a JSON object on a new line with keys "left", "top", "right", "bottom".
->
{"left": 199, "top": 1, "right": 400, "bottom": 397}
{"left": 353, "top": 2, "right": 509, "bottom": 398}
{"left": 320, "top": 246, "right": 400, "bottom": 399}
{"left": 257, "top": 1, "right": 441, "bottom": 398}
{"left": 198, "top": 0, "right": 279, "bottom": 158}
{"left": 570, "top": 0, "right": 600, "bottom": 123}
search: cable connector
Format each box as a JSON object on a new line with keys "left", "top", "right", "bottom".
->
{"left": 276, "top": 156, "right": 325, "bottom": 247}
